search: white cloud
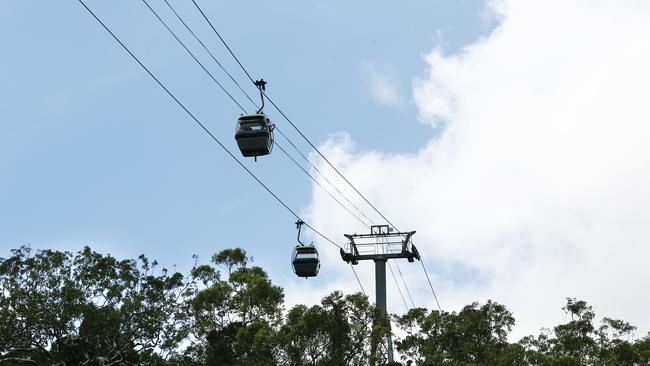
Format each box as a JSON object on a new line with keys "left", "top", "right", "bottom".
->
{"left": 301, "top": 0, "right": 650, "bottom": 338}
{"left": 363, "top": 63, "right": 405, "bottom": 108}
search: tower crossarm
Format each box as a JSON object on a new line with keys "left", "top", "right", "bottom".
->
{"left": 340, "top": 228, "right": 420, "bottom": 264}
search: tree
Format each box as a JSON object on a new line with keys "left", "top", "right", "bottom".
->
{"left": 395, "top": 301, "right": 518, "bottom": 365}
{"left": 277, "top": 291, "right": 379, "bottom": 366}
{"left": 0, "top": 246, "right": 189, "bottom": 365}
{"left": 518, "top": 298, "right": 650, "bottom": 366}
{"left": 634, "top": 333, "right": 650, "bottom": 364}
{"left": 4, "top": 245, "right": 650, "bottom": 366}
{"left": 184, "top": 248, "right": 284, "bottom": 365}
{"left": 550, "top": 298, "right": 598, "bottom": 363}
{"left": 594, "top": 317, "right": 637, "bottom": 365}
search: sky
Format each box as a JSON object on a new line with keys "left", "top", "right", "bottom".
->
{"left": 2, "top": 0, "right": 649, "bottom": 339}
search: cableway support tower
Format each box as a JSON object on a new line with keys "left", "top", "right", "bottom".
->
{"left": 340, "top": 225, "right": 420, "bottom": 363}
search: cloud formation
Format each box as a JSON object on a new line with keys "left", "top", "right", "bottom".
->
{"left": 303, "top": 0, "right": 650, "bottom": 337}
{"left": 363, "top": 63, "right": 405, "bottom": 108}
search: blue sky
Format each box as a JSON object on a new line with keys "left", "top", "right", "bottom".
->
{"left": 0, "top": 1, "right": 489, "bottom": 280}
{"left": 4, "top": 1, "right": 650, "bottom": 337}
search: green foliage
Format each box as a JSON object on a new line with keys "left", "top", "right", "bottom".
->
{"left": 276, "top": 291, "right": 380, "bottom": 366}
{"left": 394, "top": 297, "right": 650, "bottom": 366}
{"left": 395, "top": 300, "right": 516, "bottom": 365}
{"left": 212, "top": 248, "right": 248, "bottom": 274}
{"left": 2, "top": 246, "right": 650, "bottom": 366}
{"left": 184, "top": 249, "right": 284, "bottom": 365}
{"left": 0, "top": 246, "right": 189, "bottom": 365}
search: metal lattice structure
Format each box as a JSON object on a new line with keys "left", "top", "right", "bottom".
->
{"left": 340, "top": 225, "right": 419, "bottom": 265}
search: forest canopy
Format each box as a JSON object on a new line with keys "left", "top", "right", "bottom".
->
{"left": 1, "top": 246, "right": 648, "bottom": 365}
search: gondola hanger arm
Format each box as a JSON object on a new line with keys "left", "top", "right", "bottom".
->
{"left": 296, "top": 219, "right": 305, "bottom": 245}
{"left": 255, "top": 79, "right": 267, "bottom": 114}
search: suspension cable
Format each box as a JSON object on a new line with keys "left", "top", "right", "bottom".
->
{"left": 142, "top": 0, "right": 372, "bottom": 231}
{"left": 421, "top": 259, "right": 442, "bottom": 311}
{"left": 86, "top": 0, "right": 439, "bottom": 306}
{"left": 190, "top": 0, "right": 257, "bottom": 85}
{"left": 388, "top": 261, "right": 409, "bottom": 311}
{"left": 139, "top": 0, "right": 246, "bottom": 113}
{"left": 382, "top": 236, "right": 416, "bottom": 309}
{"left": 190, "top": 0, "right": 442, "bottom": 309}
{"left": 189, "top": 0, "right": 403, "bottom": 227}
{"left": 160, "top": 0, "right": 377, "bottom": 229}
{"left": 394, "top": 260, "right": 416, "bottom": 308}
{"left": 350, "top": 264, "right": 366, "bottom": 296}
{"left": 274, "top": 127, "right": 375, "bottom": 224}
{"left": 78, "top": 0, "right": 343, "bottom": 252}
{"left": 275, "top": 140, "right": 372, "bottom": 228}
{"left": 77, "top": 0, "right": 379, "bottom": 300}
{"left": 161, "top": 0, "right": 259, "bottom": 109}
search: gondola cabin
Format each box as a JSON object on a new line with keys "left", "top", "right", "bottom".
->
{"left": 235, "top": 114, "right": 274, "bottom": 158}
{"left": 292, "top": 245, "right": 320, "bottom": 278}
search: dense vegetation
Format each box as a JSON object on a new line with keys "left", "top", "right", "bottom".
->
{"left": 1, "top": 246, "right": 648, "bottom": 365}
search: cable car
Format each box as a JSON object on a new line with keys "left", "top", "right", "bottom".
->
{"left": 292, "top": 245, "right": 320, "bottom": 278}
{"left": 292, "top": 220, "right": 320, "bottom": 278}
{"left": 235, "top": 113, "right": 274, "bottom": 158}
